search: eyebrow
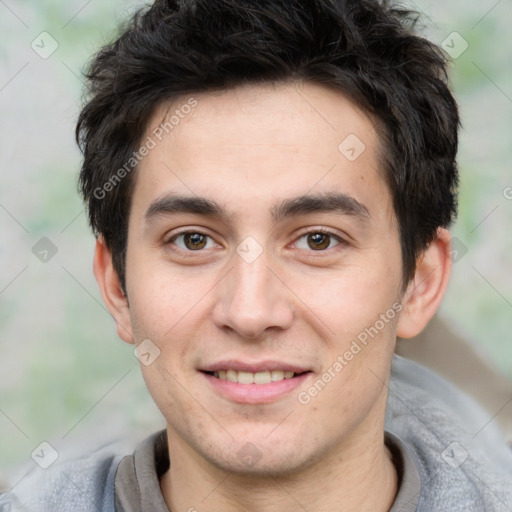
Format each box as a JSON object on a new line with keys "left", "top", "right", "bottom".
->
{"left": 145, "top": 191, "right": 370, "bottom": 225}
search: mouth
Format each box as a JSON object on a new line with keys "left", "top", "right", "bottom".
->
{"left": 203, "top": 369, "right": 309, "bottom": 384}
{"left": 199, "top": 362, "right": 312, "bottom": 404}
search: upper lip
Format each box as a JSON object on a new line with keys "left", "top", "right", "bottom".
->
{"left": 200, "top": 360, "right": 311, "bottom": 374}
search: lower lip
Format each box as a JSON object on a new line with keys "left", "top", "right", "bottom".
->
{"left": 202, "top": 372, "right": 311, "bottom": 404}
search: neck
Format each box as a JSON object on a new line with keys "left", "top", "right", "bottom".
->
{"left": 160, "top": 426, "right": 397, "bottom": 512}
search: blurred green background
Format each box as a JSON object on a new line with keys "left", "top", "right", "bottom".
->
{"left": 1, "top": 0, "right": 511, "bottom": 474}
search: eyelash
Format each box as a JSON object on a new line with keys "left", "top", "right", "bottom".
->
{"left": 165, "top": 228, "right": 347, "bottom": 255}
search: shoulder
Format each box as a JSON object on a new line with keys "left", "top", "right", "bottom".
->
{"left": 386, "top": 355, "right": 512, "bottom": 511}
{"left": 0, "top": 444, "right": 125, "bottom": 512}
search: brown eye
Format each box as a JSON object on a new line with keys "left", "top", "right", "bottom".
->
{"left": 168, "top": 231, "right": 216, "bottom": 251}
{"left": 294, "top": 231, "right": 342, "bottom": 251}
{"left": 183, "top": 233, "right": 207, "bottom": 250}
{"left": 306, "top": 233, "right": 331, "bottom": 250}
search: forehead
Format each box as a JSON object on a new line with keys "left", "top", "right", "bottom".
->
{"left": 133, "top": 81, "right": 392, "bottom": 224}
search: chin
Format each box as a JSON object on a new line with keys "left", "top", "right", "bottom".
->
{"left": 213, "top": 450, "right": 315, "bottom": 478}
{"left": 195, "top": 433, "right": 325, "bottom": 478}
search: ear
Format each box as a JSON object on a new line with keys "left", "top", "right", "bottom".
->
{"left": 397, "top": 228, "right": 452, "bottom": 339}
{"left": 93, "top": 236, "right": 134, "bottom": 345}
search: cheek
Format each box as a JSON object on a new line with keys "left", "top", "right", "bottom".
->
{"left": 137, "top": 359, "right": 191, "bottom": 428}
{"left": 126, "top": 256, "right": 212, "bottom": 338}
{"left": 292, "top": 261, "right": 401, "bottom": 341}
{"left": 126, "top": 265, "right": 216, "bottom": 385}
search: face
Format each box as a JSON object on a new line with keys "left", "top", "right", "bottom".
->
{"left": 120, "top": 81, "right": 406, "bottom": 475}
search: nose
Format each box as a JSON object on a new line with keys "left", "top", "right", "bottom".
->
{"left": 212, "top": 247, "right": 294, "bottom": 339}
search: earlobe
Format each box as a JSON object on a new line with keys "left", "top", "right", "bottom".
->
{"left": 397, "top": 228, "right": 452, "bottom": 339}
{"left": 93, "top": 236, "right": 134, "bottom": 344}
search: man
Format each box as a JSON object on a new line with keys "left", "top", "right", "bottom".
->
{"left": 2, "top": 0, "right": 512, "bottom": 510}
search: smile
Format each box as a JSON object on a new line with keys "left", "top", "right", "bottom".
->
{"left": 201, "top": 369, "right": 312, "bottom": 404}
{"left": 208, "top": 369, "right": 301, "bottom": 384}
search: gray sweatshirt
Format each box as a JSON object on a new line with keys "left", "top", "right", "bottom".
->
{"left": 2, "top": 355, "right": 512, "bottom": 511}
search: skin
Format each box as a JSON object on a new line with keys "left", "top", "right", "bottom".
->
{"left": 95, "top": 81, "right": 452, "bottom": 511}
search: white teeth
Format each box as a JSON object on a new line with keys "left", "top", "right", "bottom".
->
{"left": 271, "top": 370, "right": 284, "bottom": 381}
{"left": 254, "top": 371, "right": 271, "bottom": 384}
{"left": 237, "top": 371, "right": 254, "bottom": 384}
{"left": 215, "top": 369, "right": 298, "bottom": 383}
